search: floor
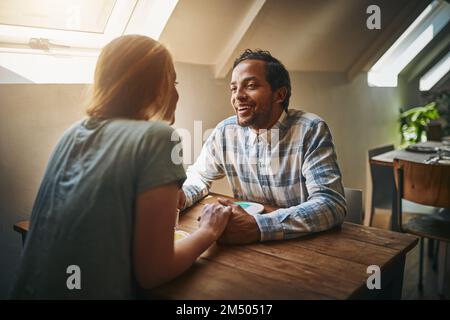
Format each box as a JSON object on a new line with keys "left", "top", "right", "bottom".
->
{"left": 371, "top": 211, "right": 446, "bottom": 300}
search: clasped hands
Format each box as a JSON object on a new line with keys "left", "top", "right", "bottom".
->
{"left": 177, "top": 191, "right": 260, "bottom": 244}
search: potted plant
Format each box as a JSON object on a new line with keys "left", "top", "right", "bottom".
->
{"left": 399, "top": 102, "right": 440, "bottom": 147}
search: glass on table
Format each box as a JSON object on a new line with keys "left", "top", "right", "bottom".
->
{"left": 175, "top": 209, "right": 180, "bottom": 230}
{"left": 174, "top": 209, "right": 189, "bottom": 241}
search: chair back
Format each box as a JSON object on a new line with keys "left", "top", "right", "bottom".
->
{"left": 344, "top": 187, "right": 363, "bottom": 224}
{"left": 426, "top": 121, "right": 443, "bottom": 142}
{"left": 393, "top": 159, "right": 450, "bottom": 208}
{"left": 368, "top": 145, "right": 394, "bottom": 159}
{"left": 368, "top": 145, "right": 395, "bottom": 209}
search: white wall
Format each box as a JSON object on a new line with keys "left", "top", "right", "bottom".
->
{"left": 173, "top": 62, "right": 234, "bottom": 195}
{"left": 289, "top": 71, "right": 401, "bottom": 190}
{"left": 0, "top": 84, "right": 87, "bottom": 297}
{"left": 0, "top": 63, "right": 403, "bottom": 297}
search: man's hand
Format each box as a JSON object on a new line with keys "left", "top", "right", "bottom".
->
{"left": 198, "top": 204, "right": 232, "bottom": 241}
{"left": 216, "top": 198, "right": 261, "bottom": 245}
{"left": 177, "top": 190, "right": 186, "bottom": 210}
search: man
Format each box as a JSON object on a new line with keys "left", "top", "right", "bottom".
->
{"left": 178, "top": 49, "right": 346, "bottom": 244}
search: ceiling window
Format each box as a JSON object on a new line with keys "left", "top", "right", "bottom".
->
{"left": 0, "top": 0, "right": 136, "bottom": 54}
{"left": 420, "top": 51, "right": 450, "bottom": 91}
{"left": 0, "top": 0, "right": 178, "bottom": 83}
{"left": 368, "top": 0, "right": 450, "bottom": 87}
{"left": 0, "top": 0, "right": 115, "bottom": 33}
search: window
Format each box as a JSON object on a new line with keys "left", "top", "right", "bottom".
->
{"left": 0, "top": 0, "right": 178, "bottom": 83}
{"left": 0, "top": 0, "right": 136, "bottom": 54}
{"left": 420, "top": 51, "right": 450, "bottom": 91}
{"left": 368, "top": 0, "right": 450, "bottom": 87}
{"left": 0, "top": 0, "right": 115, "bottom": 33}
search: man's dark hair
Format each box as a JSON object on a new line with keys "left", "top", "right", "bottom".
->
{"left": 233, "top": 49, "right": 291, "bottom": 111}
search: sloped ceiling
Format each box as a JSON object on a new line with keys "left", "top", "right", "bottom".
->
{"left": 159, "top": 0, "right": 257, "bottom": 65}
{"left": 159, "top": 0, "right": 431, "bottom": 78}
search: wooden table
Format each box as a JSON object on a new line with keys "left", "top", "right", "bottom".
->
{"left": 370, "top": 141, "right": 443, "bottom": 166}
{"left": 369, "top": 141, "right": 445, "bottom": 231}
{"left": 369, "top": 143, "right": 450, "bottom": 298}
{"left": 148, "top": 193, "right": 418, "bottom": 299}
{"left": 14, "top": 193, "right": 418, "bottom": 299}
{"left": 14, "top": 220, "right": 29, "bottom": 245}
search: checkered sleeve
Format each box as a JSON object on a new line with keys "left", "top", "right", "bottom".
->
{"left": 254, "top": 120, "right": 347, "bottom": 241}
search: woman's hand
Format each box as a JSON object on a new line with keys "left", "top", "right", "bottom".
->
{"left": 177, "top": 190, "right": 186, "bottom": 210}
{"left": 198, "top": 203, "right": 232, "bottom": 241}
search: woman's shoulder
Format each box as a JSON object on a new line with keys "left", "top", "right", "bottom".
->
{"left": 63, "top": 118, "right": 176, "bottom": 147}
{"left": 99, "top": 118, "right": 175, "bottom": 140}
{"left": 135, "top": 120, "right": 176, "bottom": 141}
{"left": 120, "top": 120, "right": 179, "bottom": 154}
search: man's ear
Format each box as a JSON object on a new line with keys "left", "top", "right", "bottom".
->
{"left": 274, "top": 87, "right": 288, "bottom": 106}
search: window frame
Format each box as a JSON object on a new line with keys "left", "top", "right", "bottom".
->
{"left": 0, "top": 0, "right": 137, "bottom": 53}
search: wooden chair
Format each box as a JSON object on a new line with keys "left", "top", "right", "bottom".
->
{"left": 368, "top": 145, "right": 440, "bottom": 232}
{"left": 368, "top": 145, "right": 395, "bottom": 227}
{"left": 344, "top": 187, "right": 363, "bottom": 224}
{"left": 426, "top": 121, "right": 443, "bottom": 142}
{"left": 393, "top": 158, "right": 450, "bottom": 291}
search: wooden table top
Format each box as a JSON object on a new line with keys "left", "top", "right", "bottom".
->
{"left": 13, "top": 220, "right": 29, "bottom": 235}
{"left": 147, "top": 193, "right": 418, "bottom": 300}
{"left": 370, "top": 141, "right": 443, "bottom": 167}
{"left": 14, "top": 193, "right": 418, "bottom": 299}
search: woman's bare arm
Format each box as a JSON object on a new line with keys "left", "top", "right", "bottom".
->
{"left": 133, "top": 183, "right": 230, "bottom": 289}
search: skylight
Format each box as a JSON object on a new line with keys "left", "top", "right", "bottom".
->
{"left": 368, "top": 0, "right": 450, "bottom": 87}
{"left": 0, "top": 0, "right": 178, "bottom": 83}
{"left": 420, "top": 51, "right": 450, "bottom": 91}
{"left": 0, "top": 0, "right": 115, "bottom": 33}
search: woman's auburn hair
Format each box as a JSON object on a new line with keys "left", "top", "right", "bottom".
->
{"left": 86, "top": 34, "right": 173, "bottom": 121}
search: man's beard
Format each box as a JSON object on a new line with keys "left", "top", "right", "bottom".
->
{"left": 237, "top": 103, "right": 272, "bottom": 128}
{"left": 237, "top": 114, "right": 255, "bottom": 127}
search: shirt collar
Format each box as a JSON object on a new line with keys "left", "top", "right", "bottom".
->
{"left": 248, "top": 110, "right": 288, "bottom": 145}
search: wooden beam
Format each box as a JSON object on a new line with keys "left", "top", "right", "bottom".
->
{"left": 213, "top": 0, "right": 266, "bottom": 79}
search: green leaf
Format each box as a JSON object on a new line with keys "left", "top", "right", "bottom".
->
{"left": 398, "top": 102, "right": 440, "bottom": 146}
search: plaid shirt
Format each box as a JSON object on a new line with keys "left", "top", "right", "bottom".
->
{"left": 182, "top": 109, "right": 346, "bottom": 241}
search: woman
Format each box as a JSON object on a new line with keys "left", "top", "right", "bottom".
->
{"left": 10, "top": 35, "right": 231, "bottom": 299}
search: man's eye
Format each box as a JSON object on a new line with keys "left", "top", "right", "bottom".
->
{"left": 247, "top": 84, "right": 257, "bottom": 89}
{"left": 230, "top": 87, "right": 236, "bottom": 92}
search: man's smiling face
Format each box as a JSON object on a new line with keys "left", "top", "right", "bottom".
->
{"left": 230, "top": 59, "right": 277, "bottom": 129}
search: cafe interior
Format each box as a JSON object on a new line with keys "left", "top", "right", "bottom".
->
{"left": 0, "top": 0, "right": 449, "bottom": 300}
